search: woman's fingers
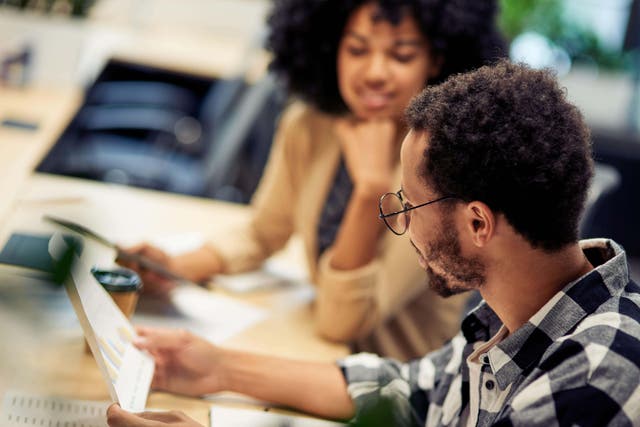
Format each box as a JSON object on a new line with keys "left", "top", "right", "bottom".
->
{"left": 107, "top": 404, "right": 155, "bottom": 427}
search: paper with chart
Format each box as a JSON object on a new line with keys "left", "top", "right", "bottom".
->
{"left": 1, "top": 390, "right": 109, "bottom": 427}
{"left": 48, "top": 233, "right": 154, "bottom": 412}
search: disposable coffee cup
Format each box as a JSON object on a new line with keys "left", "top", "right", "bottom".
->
{"left": 84, "top": 267, "right": 143, "bottom": 353}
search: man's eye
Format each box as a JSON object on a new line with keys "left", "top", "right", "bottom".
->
{"left": 404, "top": 202, "right": 413, "bottom": 210}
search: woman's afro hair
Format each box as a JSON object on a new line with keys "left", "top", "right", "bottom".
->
{"left": 266, "top": 0, "right": 507, "bottom": 114}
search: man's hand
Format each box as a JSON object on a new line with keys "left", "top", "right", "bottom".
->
{"left": 107, "top": 404, "right": 203, "bottom": 427}
{"left": 130, "top": 327, "right": 354, "bottom": 421}
{"left": 135, "top": 327, "right": 226, "bottom": 396}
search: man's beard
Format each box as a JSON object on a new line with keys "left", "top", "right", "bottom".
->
{"left": 414, "top": 217, "right": 486, "bottom": 298}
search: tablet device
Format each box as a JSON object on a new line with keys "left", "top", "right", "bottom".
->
{"left": 44, "top": 215, "right": 204, "bottom": 287}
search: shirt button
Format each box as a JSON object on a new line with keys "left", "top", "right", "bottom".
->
{"left": 485, "top": 380, "right": 495, "bottom": 390}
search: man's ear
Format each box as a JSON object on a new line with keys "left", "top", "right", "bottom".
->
{"left": 463, "top": 201, "right": 495, "bottom": 247}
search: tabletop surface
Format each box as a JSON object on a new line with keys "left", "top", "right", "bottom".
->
{"left": 0, "top": 86, "right": 348, "bottom": 426}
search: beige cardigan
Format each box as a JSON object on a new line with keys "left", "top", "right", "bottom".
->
{"left": 213, "top": 102, "right": 467, "bottom": 360}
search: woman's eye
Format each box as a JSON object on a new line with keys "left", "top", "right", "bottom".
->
{"left": 347, "top": 46, "right": 367, "bottom": 56}
{"left": 393, "top": 52, "right": 417, "bottom": 63}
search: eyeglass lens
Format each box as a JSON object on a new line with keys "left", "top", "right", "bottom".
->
{"left": 381, "top": 193, "right": 407, "bottom": 234}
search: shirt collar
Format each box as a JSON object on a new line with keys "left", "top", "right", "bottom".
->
{"left": 460, "top": 238, "right": 629, "bottom": 389}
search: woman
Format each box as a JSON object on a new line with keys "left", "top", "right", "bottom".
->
{"left": 123, "top": 0, "right": 506, "bottom": 360}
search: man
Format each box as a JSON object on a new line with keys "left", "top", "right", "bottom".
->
{"left": 107, "top": 61, "right": 640, "bottom": 427}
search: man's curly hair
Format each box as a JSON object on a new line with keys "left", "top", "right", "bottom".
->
{"left": 406, "top": 60, "right": 594, "bottom": 251}
{"left": 266, "top": 0, "right": 506, "bottom": 114}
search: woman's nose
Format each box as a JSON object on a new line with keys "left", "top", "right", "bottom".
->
{"left": 363, "top": 54, "right": 391, "bottom": 84}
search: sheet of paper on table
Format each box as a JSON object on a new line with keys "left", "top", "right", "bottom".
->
{"left": 48, "top": 233, "right": 154, "bottom": 412}
{"left": 147, "top": 232, "right": 309, "bottom": 294}
{"left": 214, "top": 257, "right": 310, "bottom": 294}
{"left": 1, "top": 390, "right": 109, "bottom": 427}
{"left": 133, "top": 285, "right": 267, "bottom": 344}
{"left": 210, "top": 406, "right": 347, "bottom": 427}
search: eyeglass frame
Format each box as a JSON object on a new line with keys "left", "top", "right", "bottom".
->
{"left": 378, "top": 190, "right": 458, "bottom": 235}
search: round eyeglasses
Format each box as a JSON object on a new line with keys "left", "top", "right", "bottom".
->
{"left": 378, "top": 190, "right": 457, "bottom": 235}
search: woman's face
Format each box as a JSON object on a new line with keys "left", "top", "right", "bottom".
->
{"left": 337, "top": 3, "right": 436, "bottom": 121}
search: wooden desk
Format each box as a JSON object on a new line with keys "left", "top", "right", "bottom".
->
{"left": 0, "top": 175, "right": 347, "bottom": 425}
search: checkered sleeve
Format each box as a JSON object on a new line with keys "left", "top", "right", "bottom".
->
{"left": 494, "top": 323, "right": 640, "bottom": 426}
{"left": 338, "top": 334, "right": 467, "bottom": 427}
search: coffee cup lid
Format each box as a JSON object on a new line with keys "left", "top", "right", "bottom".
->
{"left": 91, "top": 266, "right": 142, "bottom": 292}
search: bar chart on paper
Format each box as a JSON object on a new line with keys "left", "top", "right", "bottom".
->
{"left": 49, "top": 233, "right": 154, "bottom": 412}
{"left": 91, "top": 325, "right": 153, "bottom": 412}
{"left": 95, "top": 326, "right": 136, "bottom": 382}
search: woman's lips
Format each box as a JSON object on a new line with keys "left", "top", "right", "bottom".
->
{"left": 358, "top": 91, "right": 393, "bottom": 109}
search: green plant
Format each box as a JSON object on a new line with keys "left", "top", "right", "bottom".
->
{"left": 498, "top": 0, "right": 630, "bottom": 70}
{"left": 1, "top": 0, "right": 96, "bottom": 17}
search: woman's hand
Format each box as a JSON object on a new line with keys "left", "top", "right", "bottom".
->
{"left": 117, "top": 243, "right": 225, "bottom": 296}
{"left": 117, "top": 243, "right": 178, "bottom": 296}
{"left": 107, "top": 404, "right": 203, "bottom": 427}
{"left": 334, "top": 117, "right": 398, "bottom": 197}
{"left": 135, "top": 326, "right": 227, "bottom": 396}
{"left": 327, "top": 117, "right": 399, "bottom": 271}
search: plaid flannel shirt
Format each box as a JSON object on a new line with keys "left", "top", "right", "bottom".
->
{"left": 339, "top": 239, "right": 640, "bottom": 426}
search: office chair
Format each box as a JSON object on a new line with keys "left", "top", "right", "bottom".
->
{"left": 201, "top": 72, "right": 285, "bottom": 201}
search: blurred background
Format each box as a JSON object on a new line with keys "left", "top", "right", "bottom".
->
{"left": 1, "top": 0, "right": 638, "bottom": 277}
